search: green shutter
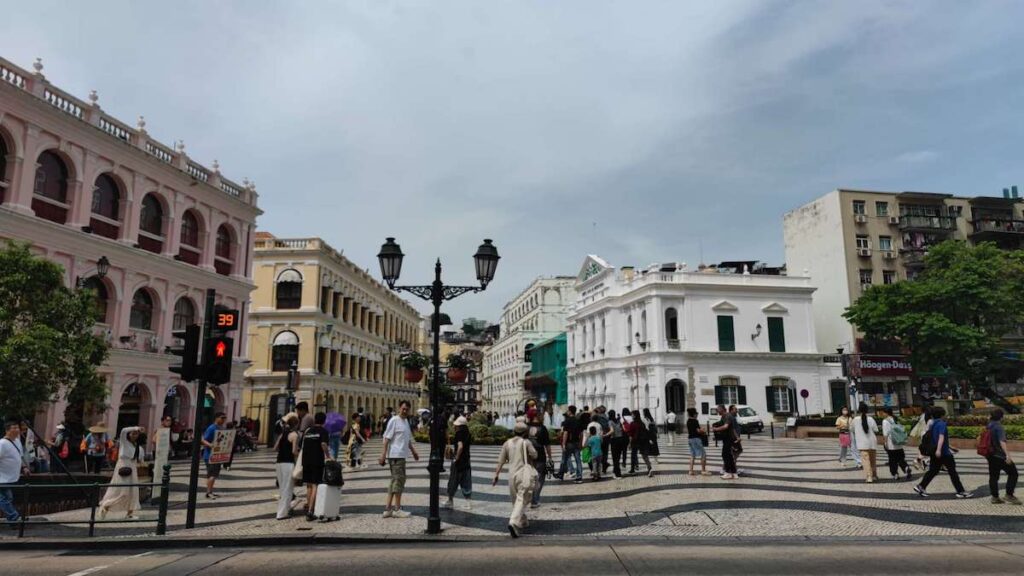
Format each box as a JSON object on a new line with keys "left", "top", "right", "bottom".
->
{"left": 737, "top": 386, "right": 747, "bottom": 405}
{"left": 788, "top": 388, "right": 798, "bottom": 415}
{"left": 765, "top": 386, "right": 776, "bottom": 412}
{"left": 768, "top": 317, "right": 785, "bottom": 352}
{"left": 714, "top": 385, "right": 724, "bottom": 406}
{"left": 717, "top": 316, "right": 735, "bottom": 352}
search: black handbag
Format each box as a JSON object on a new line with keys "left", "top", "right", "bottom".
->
{"left": 322, "top": 460, "right": 344, "bottom": 487}
{"left": 117, "top": 466, "right": 133, "bottom": 477}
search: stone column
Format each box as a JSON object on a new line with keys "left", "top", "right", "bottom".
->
{"left": 7, "top": 124, "right": 39, "bottom": 214}
{"left": 687, "top": 366, "right": 697, "bottom": 409}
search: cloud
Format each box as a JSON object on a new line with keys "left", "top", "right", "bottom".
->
{"left": 2, "top": 1, "right": 1021, "bottom": 322}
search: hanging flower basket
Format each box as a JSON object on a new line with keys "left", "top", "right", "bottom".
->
{"left": 447, "top": 368, "right": 467, "bottom": 383}
{"left": 404, "top": 367, "right": 424, "bottom": 383}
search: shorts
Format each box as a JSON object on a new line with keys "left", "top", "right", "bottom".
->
{"left": 205, "top": 463, "right": 222, "bottom": 478}
{"left": 302, "top": 464, "right": 324, "bottom": 485}
{"left": 688, "top": 437, "right": 706, "bottom": 458}
{"left": 388, "top": 458, "right": 407, "bottom": 496}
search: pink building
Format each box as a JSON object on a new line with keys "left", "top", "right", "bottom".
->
{"left": 0, "top": 56, "right": 261, "bottom": 438}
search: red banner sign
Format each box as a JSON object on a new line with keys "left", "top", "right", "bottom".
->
{"left": 851, "top": 355, "right": 913, "bottom": 377}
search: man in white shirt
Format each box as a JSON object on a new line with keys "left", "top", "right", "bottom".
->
{"left": 379, "top": 401, "right": 419, "bottom": 518}
{"left": 1, "top": 420, "right": 29, "bottom": 523}
{"left": 666, "top": 412, "right": 677, "bottom": 446}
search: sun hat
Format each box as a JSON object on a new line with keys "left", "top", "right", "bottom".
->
{"left": 514, "top": 421, "right": 528, "bottom": 434}
{"left": 88, "top": 423, "right": 108, "bottom": 434}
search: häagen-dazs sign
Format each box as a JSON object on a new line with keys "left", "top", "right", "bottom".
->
{"left": 854, "top": 355, "right": 913, "bottom": 377}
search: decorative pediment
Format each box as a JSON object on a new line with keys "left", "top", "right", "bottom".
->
{"left": 577, "top": 255, "right": 613, "bottom": 284}
{"left": 761, "top": 302, "right": 789, "bottom": 314}
{"left": 711, "top": 300, "right": 738, "bottom": 312}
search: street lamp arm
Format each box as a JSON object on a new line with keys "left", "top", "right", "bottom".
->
{"left": 392, "top": 285, "right": 435, "bottom": 302}
{"left": 441, "top": 285, "right": 483, "bottom": 301}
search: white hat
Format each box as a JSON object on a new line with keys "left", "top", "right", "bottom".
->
{"left": 454, "top": 416, "right": 468, "bottom": 427}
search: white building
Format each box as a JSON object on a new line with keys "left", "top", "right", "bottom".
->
{"left": 482, "top": 276, "right": 574, "bottom": 414}
{"left": 566, "top": 256, "right": 842, "bottom": 423}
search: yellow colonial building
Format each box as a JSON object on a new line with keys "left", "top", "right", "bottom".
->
{"left": 244, "top": 233, "right": 423, "bottom": 443}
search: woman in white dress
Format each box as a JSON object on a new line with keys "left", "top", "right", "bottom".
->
{"left": 99, "top": 426, "right": 145, "bottom": 519}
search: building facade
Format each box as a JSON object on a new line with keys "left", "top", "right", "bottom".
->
{"left": 566, "top": 256, "right": 840, "bottom": 423}
{"left": 482, "top": 276, "right": 574, "bottom": 414}
{"left": 0, "top": 56, "right": 261, "bottom": 436}
{"left": 784, "top": 188, "right": 1024, "bottom": 409}
{"left": 243, "top": 235, "right": 422, "bottom": 443}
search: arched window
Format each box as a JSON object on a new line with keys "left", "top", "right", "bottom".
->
{"left": 215, "top": 224, "right": 234, "bottom": 276}
{"left": 180, "top": 210, "right": 200, "bottom": 248}
{"left": 82, "top": 277, "right": 109, "bottom": 324}
{"left": 139, "top": 194, "right": 164, "bottom": 235}
{"left": 272, "top": 331, "right": 300, "bottom": 371}
{"left": 129, "top": 289, "right": 155, "bottom": 331}
{"left": 664, "top": 308, "right": 679, "bottom": 345}
{"left": 33, "top": 151, "right": 69, "bottom": 223}
{"left": 640, "top": 310, "right": 648, "bottom": 341}
{"left": 276, "top": 269, "right": 303, "bottom": 309}
{"left": 626, "top": 315, "right": 633, "bottom": 352}
{"left": 173, "top": 297, "right": 197, "bottom": 331}
{"left": 92, "top": 174, "right": 120, "bottom": 220}
{"left": 0, "top": 136, "right": 8, "bottom": 199}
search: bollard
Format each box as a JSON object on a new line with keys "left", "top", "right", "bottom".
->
{"left": 88, "top": 483, "right": 99, "bottom": 537}
{"left": 770, "top": 421, "right": 775, "bottom": 439}
{"left": 156, "top": 464, "right": 171, "bottom": 535}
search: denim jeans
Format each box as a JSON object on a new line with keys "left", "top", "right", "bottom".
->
{"left": 0, "top": 488, "right": 19, "bottom": 522}
{"left": 531, "top": 460, "right": 547, "bottom": 505}
{"left": 560, "top": 444, "right": 582, "bottom": 480}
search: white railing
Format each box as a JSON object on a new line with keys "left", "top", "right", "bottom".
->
{"left": 0, "top": 62, "right": 25, "bottom": 88}
{"left": 220, "top": 180, "right": 243, "bottom": 197}
{"left": 255, "top": 238, "right": 318, "bottom": 250}
{"left": 99, "top": 117, "right": 133, "bottom": 143}
{"left": 145, "top": 141, "right": 174, "bottom": 164}
{"left": 43, "top": 88, "right": 84, "bottom": 119}
{"left": 186, "top": 162, "right": 210, "bottom": 183}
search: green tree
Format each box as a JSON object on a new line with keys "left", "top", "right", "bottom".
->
{"left": 0, "top": 242, "right": 109, "bottom": 419}
{"left": 843, "top": 240, "right": 1024, "bottom": 388}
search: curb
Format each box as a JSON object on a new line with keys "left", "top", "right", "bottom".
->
{"left": 1, "top": 533, "right": 1021, "bottom": 551}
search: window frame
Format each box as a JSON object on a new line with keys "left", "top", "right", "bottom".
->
{"left": 875, "top": 201, "right": 889, "bottom": 216}
{"left": 139, "top": 194, "right": 164, "bottom": 236}
{"left": 852, "top": 200, "right": 866, "bottom": 215}
{"left": 767, "top": 317, "right": 785, "bottom": 353}
{"left": 716, "top": 315, "right": 735, "bottom": 352}
{"left": 129, "top": 289, "right": 154, "bottom": 331}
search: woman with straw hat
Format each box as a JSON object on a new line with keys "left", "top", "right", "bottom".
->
{"left": 83, "top": 423, "right": 111, "bottom": 474}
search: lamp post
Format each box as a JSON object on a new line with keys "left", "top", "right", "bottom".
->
{"left": 286, "top": 360, "right": 298, "bottom": 412}
{"left": 75, "top": 255, "right": 110, "bottom": 288}
{"left": 377, "top": 237, "right": 499, "bottom": 535}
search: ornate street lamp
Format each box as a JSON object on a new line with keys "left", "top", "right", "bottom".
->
{"left": 76, "top": 255, "right": 110, "bottom": 289}
{"left": 376, "top": 237, "right": 499, "bottom": 534}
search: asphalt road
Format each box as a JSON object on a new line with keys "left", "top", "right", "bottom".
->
{"left": 4, "top": 540, "right": 1024, "bottom": 575}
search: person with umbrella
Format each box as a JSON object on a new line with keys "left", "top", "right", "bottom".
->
{"left": 324, "top": 412, "right": 347, "bottom": 460}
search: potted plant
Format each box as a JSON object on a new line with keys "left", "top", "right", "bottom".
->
{"left": 446, "top": 353, "right": 472, "bottom": 383}
{"left": 400, "top": 351, "right": 429, "bottom": 383}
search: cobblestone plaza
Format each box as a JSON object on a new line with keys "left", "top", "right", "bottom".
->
{"left": 11, "top": 435, "right": 1023, "bottom": 542}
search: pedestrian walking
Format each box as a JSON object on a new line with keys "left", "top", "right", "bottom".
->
{"left": 443, "top": 416, "right": 472, "bottom": 510}
{"left": 712, "top": 405, "right": 738, "bottom": 479}
{"left": 0, "top": 421, "right": 29, "bottom": 525}
{"left": 201, "top": 413, "right": 227, "bottom": 499}
{"left": 643, "top": 409, "right": 661, "bottom": 463}
{"left": 628, "top": 410, "right": 655, "bottom": 477}
{"left": 527, "top": 409, "right": 552, "bottom": 508}
{"left": 619, "top": 408, "right": 633, "bottom": 471}
{"left": 910, "top": 410, "right": 933, "bottom": 471}
{"left": 554, "top": 405, "right": 583, "bottom": 483}
{"left": 586, "top": 425, "right": 604, "bottom": 481}
{"left": 982, "top": 408, "right": 1019, "bottom": 505}
{"left": 345, "top": 413, "right": 367, "bottom": 470}
{"left": 492, "top": 421, "right": 538, "bottom": 538}
{"left": 296, "top": 402, "right": 314, "bottom": 433}
{"left": 836, "top": 406, "right": 853, "bottom": 467}
{"left": 880, "top": 407, "right": 912, "bottom": 481}
{"left": 98, "top": 426, "right": 145, "bottom": 519}
{"left": 274, "top": 413, "right": 299, "bottom": 520}
{"left": 915, "top": 406, "right": 972, "bottom": 499}
{"left": 852, "top": 403, "right": 879, "bottom": 483}
{"left": 607, "top": 410, "right": 626, "bottom": 479}
{"left": 686, "top": 408, "right": 711, "bottom": 476}
{"left": 665, "top": 410, "right": 677, "bottom": 447}
{"left": 82, "top": 424, "right": 111, "bottom": 474}
{"left": 594, "top": 406, "right": 611, "bottom": 474}
{"left": 380, "top": 401, "right": 420, "bottom": 518}
{"left": 300, "top": 413, "right": 331, "bottom": 521}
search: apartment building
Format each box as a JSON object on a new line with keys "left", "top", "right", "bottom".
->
{"left": 244, "top": 234, "right": 422, "bottom": 443}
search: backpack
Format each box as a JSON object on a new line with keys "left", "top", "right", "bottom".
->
{"left": 322, "top": 459, "right": 344, "bottom": 487}
{"left": 919, "top": 429, "right": 935, "bottom": 455}
{"left": 976, "top": 426, "right": 994, "bottom": 457}
{"left": 889, "top": 422, "right": 909, "bottom": 447}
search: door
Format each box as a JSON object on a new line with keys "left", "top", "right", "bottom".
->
{"left": 829, "top": 381, "right": 848, "bottom": 414}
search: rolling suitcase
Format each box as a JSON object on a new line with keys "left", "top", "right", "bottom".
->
{"left": 314, "top": 483, "right": 341, "bottom": 521}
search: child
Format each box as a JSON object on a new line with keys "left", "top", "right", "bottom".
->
{"left": 587, "top": 429, "right": 604, "bottom": 481}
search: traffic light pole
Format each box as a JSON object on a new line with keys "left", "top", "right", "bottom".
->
{"left": 185, "top": 288, "right": 216, "bottom": 529}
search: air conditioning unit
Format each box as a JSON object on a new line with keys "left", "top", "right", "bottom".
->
{"left": 888, "top": 216, "right": 900, "bottom": 225}
{"left": 857, "top": 248, "right": 872, "bottom": 257}
{"left": 854, "top": 214, "right": 868, "bottom": 224}
{"left": 881, "top": 251, "right": 897, "bottom": 260}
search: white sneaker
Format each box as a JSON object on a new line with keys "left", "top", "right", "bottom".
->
{"left": 391, "top": 508, "right": 412, "bottom": 518}
{"left": 382, "top": 509, "right": 393, "bottom": 518}
{"left": 441, "top": 500, "right": 453, "bottom": 510}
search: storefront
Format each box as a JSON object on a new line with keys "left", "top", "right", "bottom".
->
{"left": 849, "top": 354, "right": 915, "bottom": 415}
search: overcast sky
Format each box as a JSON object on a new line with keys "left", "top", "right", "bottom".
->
{"left": 3, "top": 1, "right": 1022, "bottom": 323}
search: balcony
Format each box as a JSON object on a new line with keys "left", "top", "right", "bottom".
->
{"left": 899, "top": 248, "right": 928, "bottom": 268}
{"left": 667, "top": 339, "right": 681, "bottom": 350}
{"left": 898, "top": 215, "right": 956, "bottom": 232}
{"left": 970, "top": 219, "right": 1024, "bottom": 241}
